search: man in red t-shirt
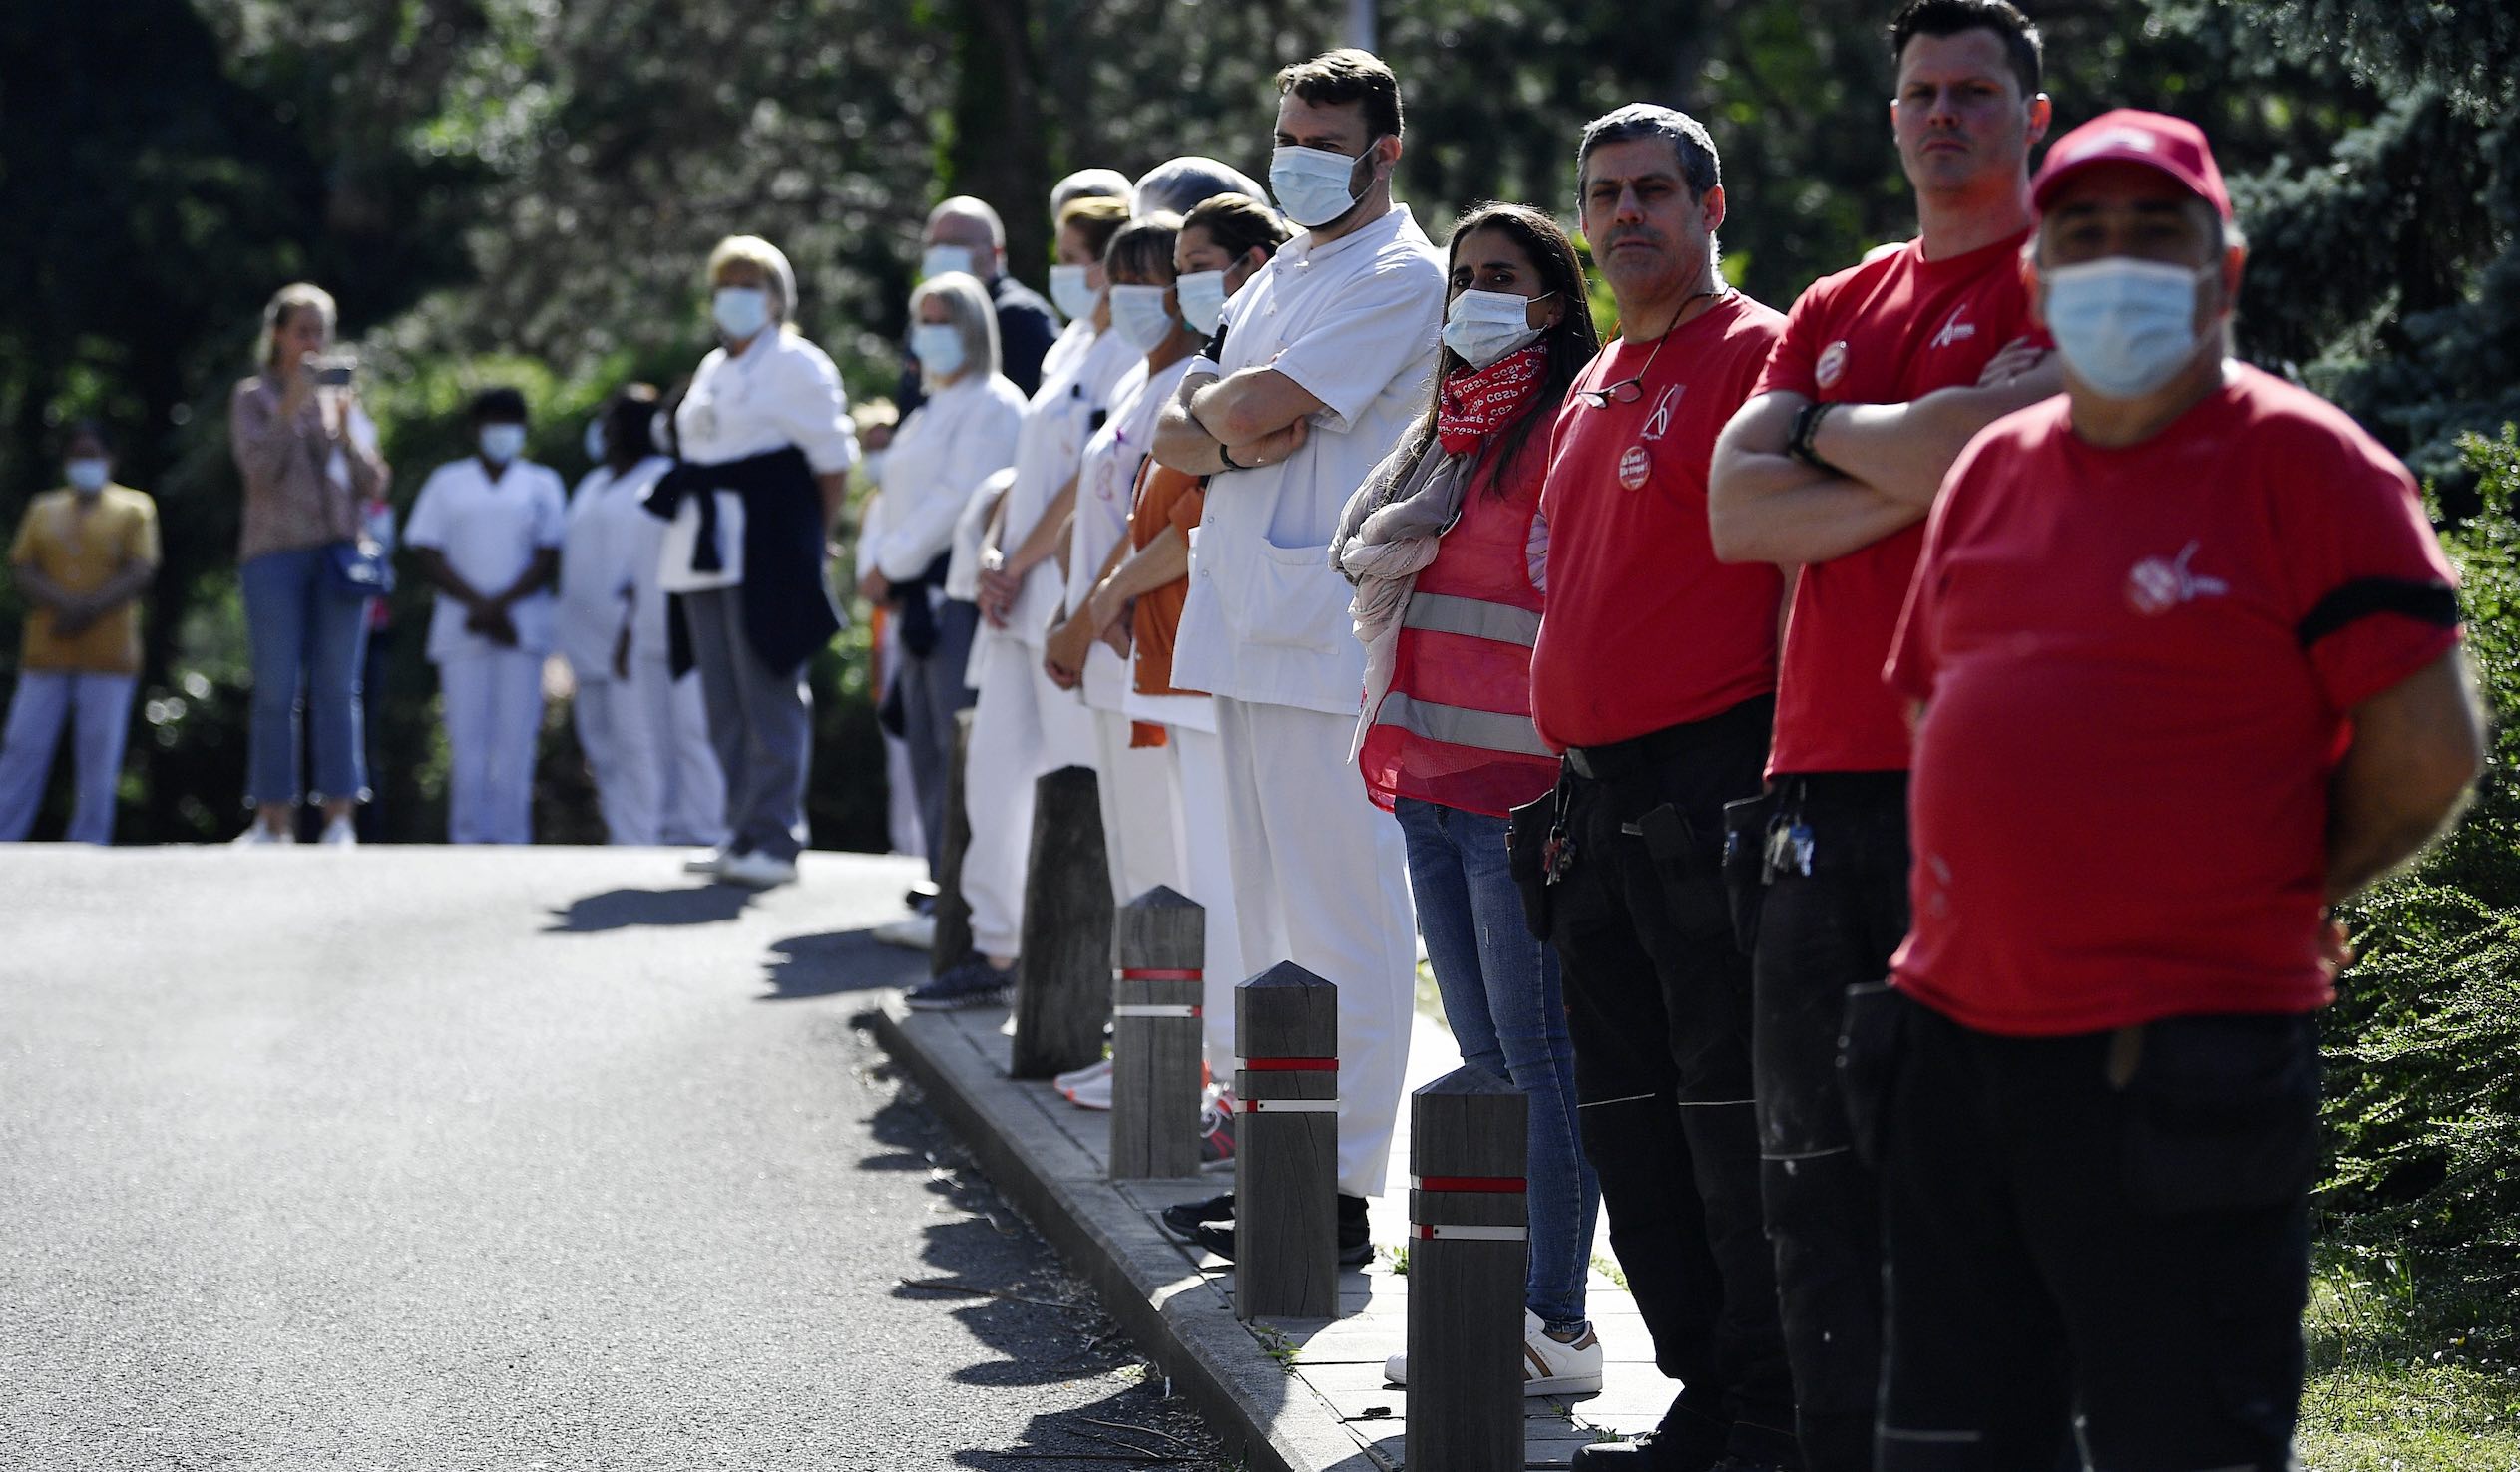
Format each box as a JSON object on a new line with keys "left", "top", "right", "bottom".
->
{"left": 1865, "top": 110, "right": 2482, "bottom": 1471}
{"left": 1528, "top": 103, "right": 1796, "bottom": 1472}
{"left": 1701, "top": 5, "right": 2065, "bottom": 1466}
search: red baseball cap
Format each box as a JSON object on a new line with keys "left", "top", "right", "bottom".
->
{"left": 2032, "top": 109, "right": 2231, "bottom": 221}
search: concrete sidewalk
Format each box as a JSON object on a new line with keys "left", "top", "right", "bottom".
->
{"left": 873, "top": 994, "right": 1677, "bottom": 1472}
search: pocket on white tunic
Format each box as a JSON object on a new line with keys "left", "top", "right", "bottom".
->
{"left": 1243, "top": 540, "right": 1350, "bottom": 653}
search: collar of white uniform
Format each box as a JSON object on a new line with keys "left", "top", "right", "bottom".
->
{"left": 1289, "top": 201, "right": 1416, "bottom": 268}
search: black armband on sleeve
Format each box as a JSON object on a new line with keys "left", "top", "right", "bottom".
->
{"left": 2295, "top": 576, "right": 2460, "bottom": 647}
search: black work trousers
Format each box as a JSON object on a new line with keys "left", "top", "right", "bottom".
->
{"left": 1751, "top": 774, "right": 1908, "bottom": 1472}
{"left": 1847, "top": 989, "right": 2319, "bottom": 1472}
{"left": 1548, "top": 698, "right": 1799, "bottom": 1469}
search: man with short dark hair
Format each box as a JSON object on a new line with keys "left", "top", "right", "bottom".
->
{"left": 1538, "top": 103, "right": 1798, "bottom": 1472}
{"left": 1704, "top": 4, "right": 2063, "bottom": 1466}
{"left": 1870, "top": 108, "right": 2483, "bottom": 1471}
{"left": 1149, "top": 47, "right": 1443, "bottom": 1266}
{"left": 898, "top": 194, "right": 1059, "bottom": 409}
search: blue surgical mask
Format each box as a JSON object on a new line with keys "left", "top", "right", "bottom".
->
{"left": 859, "top": 449, "right": 889, "bottom": 488}
{"left": 922, "top": 244, "right": 979, "bottom": 281}
{"left": 1444, "top": 288, "right": 1550, "bottom": 370}
{"left": 2042, "top": 257, "right": 2215, "bottom": 400}
{"left": 1176, "top": 270, "right": 1231, "bottom": 336}
{"left": 480, "top": 423, "right": 528, "bottom": 465}
{"left": 65, "top": 458, "right": 109, "bottom": 495}
{"left": 583, "top": 419, "right": 608, "bottom": 463}
{"left": 912, "top": 323, "right": 968, "bottom": 379}
{"left": 1270, "top": 142, "right": 1375, "bottom": 230}
{"left": 712, "top": 286, "right": 770, "bottom": 341}
{"left": 1049, "top": 263, "right": 1099, "bottom": 323}
{"left": 1106, "top": 284, "right": 1180, "bottom": 353}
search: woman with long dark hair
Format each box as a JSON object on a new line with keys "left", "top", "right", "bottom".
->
{"left": 1331, "top": 201, "right": 1605, "bottom": 1396}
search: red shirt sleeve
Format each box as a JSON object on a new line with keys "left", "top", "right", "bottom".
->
{"left": 2273, "top": 415, "right": 2463, "bottom": 713}
{"left": 1749, "top": 280, "right": 1829, "bottom": 400}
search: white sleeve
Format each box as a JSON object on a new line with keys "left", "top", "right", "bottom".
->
{"left": 534, "top": 470, "right": 568, "bottom": 548}
{"left": 876, "top": 395, "right": 1023, "bottom": 582}
{"left": 771, "top": 340, "right": 859, "bottom": 475}
{"left": 855, "top": 493, "right": 888, "bottom": 582}
{"left": 1266, "top": 253, "right": 1445, "bottom": 434}
{"left": 403, "top": 467, "right": 451, "bottom": 550}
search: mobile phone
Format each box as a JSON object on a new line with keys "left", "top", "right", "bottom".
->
{"left": 313, "top": 357, "right": 356, "bottom": 387}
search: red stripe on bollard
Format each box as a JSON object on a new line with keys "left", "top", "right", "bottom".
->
{"left": 1411, "top": 1175, "right": 1528, "bottom": 1194}
{"left": 1115, "top": 967, "right": 1203, "bottom": 980}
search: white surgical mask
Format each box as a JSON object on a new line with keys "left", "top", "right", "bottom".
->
{"left": 583, "top": 419, "right": 608, "bottom": 463}
{"left": 480, "top": 423, "right": 527, "bottom": 465}
{"left": 712, "top": 286, "right": 770, "bottom": 341}
{"left": 1270, "top": 142, "right": 1375, "bottom": 230}
{"left": 859, "top": 449, "right": 889, "bottom": 488}
{"left": 2042, "top": 257, "right": 2216, "bottom": 400}
{"left": 912, "top": 323, "right": 968, "bottom": 379}
{"left": 1176, "top": 270, "right": 1231, "bottom": 335}
{"left": 922, "top": 243, "right": 979, "bottom": 281}
{"left": 1106, "top": 284, "right": 1179, "bottom": 353}
{"left": 65, "top": 458, "right": 109, "bottom": 495}
{"left": 1049, "top": 263, "right": 1099, "bottom": 323}
{"left": 1444, "top": 288, "right": 1550, "bottom": 369}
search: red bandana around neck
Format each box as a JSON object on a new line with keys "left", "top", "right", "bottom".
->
{"left": 1437, "top": 345, "right": 1547, "bottom": 455}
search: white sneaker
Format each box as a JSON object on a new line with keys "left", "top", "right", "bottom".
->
{"left": 873, "top": 914, "right": 937, "bottom": 950}
{"left": 1065, "top": 1066, "right": 1115, "bottom": 1111}
{"left": 1054, "top": 1057, "right": 1112, "bottom": 1095}
{"left": 230, "top": 823, "right": 294, "bottom": 847}
{"left": 1385, "top": 1311, "right": 1603, "bottom": 1396}
{"left": 718, "top": 850, "right": 798, "bottom": 889}
{"left": 682, "top": 847, "right": 730, "bottom": 876}
{"left": 319, "top": 817, "right": 358, "bottom": 848}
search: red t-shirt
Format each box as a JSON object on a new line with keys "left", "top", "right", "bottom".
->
{"left": 1532, "top": 292, "right": 1788, "bottom": 750}
{"left": 1887, "top": 366, "right": 2462, "bottom": 1036}
{"left": 1752, "top": 229, "right": 2042, "bottom": 776}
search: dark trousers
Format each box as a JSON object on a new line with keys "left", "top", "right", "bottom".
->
{"left": 1752, "top": 774, "right": 1907, "bottom": 1472}
{"left": 1853, "top": 991, "right": 2318, "bottom": 1472}
{"left": 1548, "top": 699, "right": 1799, "bottom": 1468}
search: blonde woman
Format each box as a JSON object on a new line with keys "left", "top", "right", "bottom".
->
{"left": 228, "top": 282, "right": 389, "bottom": 846}
{"left": 650, "top": 235, "right": 857, "bottom": 889}
{"left": 870, "top": 272, "right": 1025, "bottom": 1009}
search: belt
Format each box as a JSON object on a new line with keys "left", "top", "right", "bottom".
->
{"left": 1564, "top": 695, "right": 1774, "bottom": 783}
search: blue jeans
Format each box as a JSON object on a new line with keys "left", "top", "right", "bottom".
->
{"left": 1396, "top": 795, "right": 1599, "bottom": 1330}
{"left": 0, "top": 669, "right": 137, "bottom": 843}
{"left": 240, "top": 547, "right": 370, "bottom": 808}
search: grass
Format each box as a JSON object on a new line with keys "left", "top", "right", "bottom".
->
{"left": 2296, "top": 1247, "right": 2520, "bottom": 1469}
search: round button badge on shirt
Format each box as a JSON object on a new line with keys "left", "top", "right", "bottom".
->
{"left": 1618, "top": 444, "right": 1652, "bottom": 491}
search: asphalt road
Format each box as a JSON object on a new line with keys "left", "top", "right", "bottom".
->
{"left": 0, "top": 845, "right": 1221, "bottom": 1471}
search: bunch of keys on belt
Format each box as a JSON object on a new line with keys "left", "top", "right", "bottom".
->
{"left": 1764, "top": 814, "right": 1815, "bottom": 880}
{"left": 1543, "top": 826, "right": 1576, "bottom": 886}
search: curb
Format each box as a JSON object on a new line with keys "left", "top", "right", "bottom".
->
{"left": 870, "top": 996, "right": 1382, "bottom": 1472}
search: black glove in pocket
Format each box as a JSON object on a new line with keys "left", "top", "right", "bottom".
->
{"left": 1506, "top": 789, "right": 1557, "bottom": 942}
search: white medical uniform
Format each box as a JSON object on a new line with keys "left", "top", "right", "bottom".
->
{"left": 959, "top": 325, "right": 1138, "bottom": 958}
{"left": 1172, "top": 203, "right": 1444, "bottom": 1197}
{"left": 406, "top": 455, "right": 569, "bottom": 845}
{"left": 560, "top": 455, "right": 676, "bottom": 844}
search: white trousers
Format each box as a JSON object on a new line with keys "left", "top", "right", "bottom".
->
{"left": 0, "top": 669, "right": 136, "bottom": 845}
{"left": 623, "top": 655, "right": 726, "bottom": 848}
{"left": 1164, "top": 721, "right": 1246, "bottom": 1070}
{"left": 1092, "top": 706, "right": 1179, "bottom": 912}
{"left": 439, "top": 648, "right": 545, "bottom": 845}
{"left": 1213, "top": 695, "right": 1418, "bottom": 1198}
{"left": 574, "top": 675, "right": 660, "bottom": 845}
{"left": 962, "top": 636, "right": 1047, "bottom": 959}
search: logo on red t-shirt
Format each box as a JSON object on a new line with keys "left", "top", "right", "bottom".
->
{"left": 1816, "top": 340, "right": 1850, "bottom": 389}
{"left": 1930, "top": 306, "right": 1976, "bottom": 350}
{"left": 1642, "top": 385, "right": 1686, "bottom": 442}
{"left": 2124, "top": 540, "right": 2230, "bottom": 615}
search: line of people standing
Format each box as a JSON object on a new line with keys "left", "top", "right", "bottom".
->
{"left": 860, "top": 7, "right": 2484, "bottom": 1472}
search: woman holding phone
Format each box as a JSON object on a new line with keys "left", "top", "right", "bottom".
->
{"left": 228, "top": 281, "right": 390, "bottom": 846}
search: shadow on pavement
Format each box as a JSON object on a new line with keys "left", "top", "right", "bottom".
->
{"left": 757, "top": 928, "right": 920, "bottom": 1000}
{"left": 542, "top": 885, "right": 752, "bottom": 932}
{"left": 854, "top": 1089, "right": 1227, "bottom": 1467}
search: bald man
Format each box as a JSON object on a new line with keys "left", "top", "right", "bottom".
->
{"left": 899, "top": 195, "right": 1060, "bottom": 410}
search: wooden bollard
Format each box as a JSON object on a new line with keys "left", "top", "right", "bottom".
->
{"left": 1109, "top": 887, "right": 1206, "bottom": 1180}
{"left": 1404, "top": 1065, "right": 1529, "bottom": 1472}
{"left": 1234, "top": 961, "right": 1340, "bottom": 1320}
{"left": 1009, "top": 765, "right": 1113, "bottom": 1079}
{"left": 930, "top": 707, "right": 977, "bottom": 978}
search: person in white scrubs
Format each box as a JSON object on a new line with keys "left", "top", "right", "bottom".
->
{"left": 1148, "top": 52, "right": 1444, "bottom": 1259}
{"left": 954, "top": 192, "right": 1138, "bottom": 977}
{"left": 406, "top": 387, "right": 567, "bottom": 845}
{"left": 876, "top": 273, "right": 1027, "bottom": 1009}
